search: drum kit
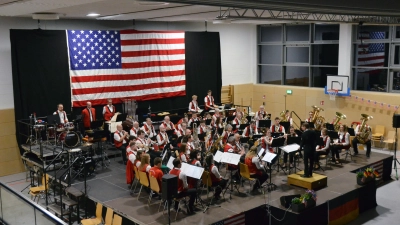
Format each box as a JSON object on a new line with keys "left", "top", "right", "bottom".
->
{"left": 32, "top": 121, "right": 80, "bottom": 148}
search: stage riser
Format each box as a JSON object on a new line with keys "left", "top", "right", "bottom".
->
{"left": 287, "top": 172, "right": 328, "bottom": 190}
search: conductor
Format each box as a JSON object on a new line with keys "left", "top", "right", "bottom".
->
{"left": 299, "top": 123, "right": 317, "bottom": 178}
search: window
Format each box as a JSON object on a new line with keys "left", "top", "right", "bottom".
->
{"left": 286, "top": 25, "right": 310, "bottom": 42}
{"left": 356, "top": 26, "right": 389, "bottom": 40}
{"left": 285, "top": 66, "right": 309, "bottom": 87}
{"left": 315, "top": 24, "right": 339, "bottom": 41}
{"left": 312, "top": 67, "right": 338, "bottom": 88}
{"left": 286, "top": 47, "right": 309, "bottom": 64}
{"left": 259, "top": 45, "right": 282, "bottom": 64}
{"left": 353, "top": 68, "right": 388, "bottom": 91}
{"left": 353, "top": 43, "right": 389, "bottom": 68}
{"left": 260, "top": 26, "right": 282, "bottom": 42}
{"left": 259, "top": 66, "right": 282, "bottom": 84}
{"left": 312, "top": 44, "right": 339, "bottom": 66}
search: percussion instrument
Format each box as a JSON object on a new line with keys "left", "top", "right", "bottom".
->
{"left": 47, "top": 126, "right": 56, "bottom": 139}
{"left": 33, "top": 124, "right": 45, "bottom": 131}
{"left": 65, "top": 122, "right": 75, "bottom": 131}
{"left": 73, "top": 157, "right": 95, "bottom": 176}
{"left": 58, "top": 131, "right": 80, "bottom": 148}
{"left": 68, "top": 148, "right": 81, "bottom": 153}
{"left": 226, "top": 108, "right": 236, "bottom": 117}
{"left": 57, "top": 124, "right": 65, "bottom": 132}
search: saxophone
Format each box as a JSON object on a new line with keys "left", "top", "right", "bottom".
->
{"left": 357, "top": 114, "right": 373, "bottom": 144}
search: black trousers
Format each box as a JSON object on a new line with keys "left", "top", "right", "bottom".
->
{"left": 175, "top": 189, "right": 197, "bottom": 210}
{"left": 212, "top": 178, "right": 228, "bottom": 197}
{"left": 314, "top": 150, "right": 328, "bottom": 163}
{"left": 283, "top": 152, "right": 294, "bottom": 164}
{"left": 303, "top": 149, "right": 315, "bottom": 176}
{"left": 352, "top": 138, "right": 371, "bottom": 156}
{"left": 250, "top": 171, "right": 269, "bottom": 188}
{"left": 116, "top": 143, "right": 127, "bottom": 163}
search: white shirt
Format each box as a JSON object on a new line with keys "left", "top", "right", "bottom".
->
{"left": 188, "top": 100, "right": 200, "bottom": 112}
{"left": 242, "top": 126, "right": 258, "bottom": 137}
{"left": 114, "top": 131, "right": 126, "bottom": 144}
{"left": 102, "top": 105, "right": 114, "bottom": 115}
{"left": 130, "top": 127, "right": 139, "bottom": 137}
{"left": 317, "top": 136, "right": 331, "bottom": 151}
{"left": 188, "top": 117, "right": 199, "bottom": 127}
{"left": 53, "top": 110, "right": 68, "bottom": 124}
{"left": 211, "top": 165, "right": 221, "bottom": 179}
{"left": 255, "top": 110, "right": 266, "bottom": 120}
{"left": 252, "top": 157, "right": 265, "bottom": 171}
{"left": 141, "top": 123, "right": 155, "bottom": 138}
{"left": 157, "top": 132, "right": 169, "bottom": 146}
{"left": 338, "top": 132, "right": 350, "bottom": 145}
{"left": 172, "top": 168, "right": 188, "bottom": 191}
{"left": 128, "top": 151, "right": 136, "bottom": 164}
{"left": 135, "top": 161, "right": 141, "bottom": 169}
{"left": 180, "top": 153, "right": 187, "bottom": 162}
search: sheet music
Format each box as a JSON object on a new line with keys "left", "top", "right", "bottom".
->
{"left": 167, "top": 156, "right": 175, "bottom": 170}
{"left": 181, "top": 162, "right": 204, "bottom": 179}
{"left": 280, "top": 144, "right": 300, "bottom": 153}
{"left": 221, "top": 152, "right": 241, "bottom": 165}
{"left": 110, "top": 121, "right": 122, "bottom": 133}
{"left": 213, "top": 151, "right": 223, "bottom": 163}
{"left": 262, "top": 151, "right": 277, "bottom": 163}
{"left": 258, "top": 148, "right": 265, "bottom": 157}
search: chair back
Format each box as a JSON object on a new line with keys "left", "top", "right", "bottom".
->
{"left": 134, "top": 166, "right": 140, "bottom": 180}
{"left": 112, "top": 214, "right": 123, "bottom": 225}
{"left": 201, "top": 171, "right": 212, "bottom": 187}
{"left": 138, "top": 171, "right": 149, "bottom": 187}
{"left": 374, "top": 125, "right": 385, "bottom": 135}
{"left": 149, "top": 175, "right": 160, "bottom": 193}
{"left": 387, "top": 130, "right": 395, "bottom": 141}
{"left": 105, "top": 207, "right": 114, "bottom": 225}
{"left": 95, "top": 202, "right": 103, "bottom": 220}
{"left": 239, "top": 163, "right": 251, "bottom": 179}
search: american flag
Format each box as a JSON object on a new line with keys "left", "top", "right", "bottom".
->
{"left": 356, "top": 31, "right": 386, "bottom": 74}
{"left": 67, "top": 29, "right": 186, "bottom": 107}
{"left": 212, "top": 213, "right": 245, "bottom": 225}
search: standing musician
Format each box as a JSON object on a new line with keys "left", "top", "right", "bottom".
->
{"left": 130, "top": 121, "right": 140, "bottom": 138}
{"left": 102, "top": 98, "right": 115, "bottom": 121}
{"left": 136, "top": 130, "right": 151, "bottom": 151}
{"left": 188, "top": 95, "right": 201, "bottom": 113}
{"left": 245, "top": 146, "right": 268, "bottom": 192}
{"left": 114, "top": 124, "right": 129, "bottom": 165}
{"left": 188, "top": 112, "right": 200, "bottom": 127}
{"left": 205, "top": 154, "right": 228, "bottom": 200}
{"left": 314, "top": 128, "right": 331, "bottom": 169}
{"left": 157, "top": 126, "right": 171, "bottom": 151}
{"left": 221, "top": 124, "right": 233, "bottom": 146}
{"left": 82, "top": 101, "right": 96, "bottom": 129}
{"left": 254, "top": 105, "right": 267, "bottom": 121}
{"left": 299, "top": 123, "right": 318, "bottom": 178}
{"left": 282, "top": 126, "right": 297, "bottom": 168}
{"left": 126, "top": 142, "right": 138, "bottom": 185}
{"left": 53, "top": 104, "right": 68, "bottom": 124}
{"left": 331, "top": 125, "right": 350, "bottom": 163}
{"left": 198, "top": 120, "right": 208, "bottom": 134}
{"left": 161, "top": 116, "right": 176, "bottom": 132}
{"left": 231, "top": 112, "right": 242, "bottom": 132}
{"left": 270, "top": 117, "right": 286, "bottom": 134}
{"left": 176, "top": 122, "right": 188, "bottom": 138}
{"left": 142, "top": 118, "right": 156, "bottom": 138}
{"left": 204, "top": 90, "right": 217, "bottom": 111}
{"left": 261, "top": 129, "right": 274, "bottom": 153}
{"left": 149, "top": 157, "right": 163, "bottom": 192}
{"left": 305, "top": 111, "right": 314, "bottom": 122}
{"left": 242, "top": 120, "right": 258, "bottom": 137}
{"left": 352, "top": 124, "right": 372, "bottom": 158}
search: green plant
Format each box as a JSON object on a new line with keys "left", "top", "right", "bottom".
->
{"left": 291, "top": 197, "right": 302, "bottom": 204}
{"left": 356, "top": 170, "right": 364, "bottom": 178}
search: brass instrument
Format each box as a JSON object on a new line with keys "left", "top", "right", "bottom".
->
{"left": 311, "top": 105, "right": 325, "bottom": 130}
{"left": 205, "top": 134, "right": 224, "bottom": 157}
{"left": 279, "top": 110, "right": 287, "bottom": 122}
{"left": 193, "top": 122, "right": 201, "bottom": 150}
{"left": 333, "top": 112, "right": 347, "bottom": 131}
{"left": 263, "top": 112, "right": 270, "bottom": 120}
{"left": 356, "top": 114, "right": 373, "bottom": 144}
{"left": 240, "top": 114, "right": 248, "bottom": 124}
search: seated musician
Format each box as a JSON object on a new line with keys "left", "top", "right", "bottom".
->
{"left": 189, "top": 95, "right": 201, "bottom": 113}
{"left": 234, "top": 133, "right": 245, "bottom": 155}
{"left": 176, "top": 115, "right": 188, "bottom": 130}
{"left": 305, "top": 111, "right": 313, "bottom": 122}
{"left": 138, "top": 153, "right": 151, "bottom": 173}
{"left": 130, "top": 121, "right": 140, "bottom": 138}
{"left": 285, "top": 110, "right": 293, "bottom": 126}
{"left": 352, "top": 123, "right": 372, "bottom": 158}
{"left": 270, "top": 117, "right": 286, "bottom": 134}
{"left": 142, "top": 118, "right": 156, "bottom": 138}
{"left": 220, "top": 124, "right": 233, "bottom": 146}
{"left": 178, "top": 143, "right": 189, "bottom": 163}
{"left": 254, "top": 105, "right": 267, "bottom": 121}
{"left": 181, "top": 135, "right": 195, "bottom": 152}
{"left": 204, "top": 90, "right": 217, "bottom": 111}
{"left": 282, "top": 126, "right": 297, "bottom": 168}
{"left": 102, "top": 98, "right": 115, "bottom": 121}
{"left": 231, "top": 112, "right": 242, "bottom": 132}
{"left": 161, "top": 116, "right": 176, "bottom": 132}
{"left": 136, "top": 130, "right": 151, "bottom": 151}
{"left": 134, "top": 150, "right": 143, "bottom": 170}
{"left": 82, "top": 101, "right": 96, "bottom": 130}
{"left": 242, "top": 120, "right": 258, "bottom": 137}
{"left": 224, "top": 136, "right": 241, "bottom": 180}
{"left": 149, "top": 157, "right": 163, "bottom": 193}
{"left": 176, "top": 122, "right": 187, "bottom": 138}
{"left": 205, "top": 154, "right": 228, "bottom": 200}
{"left": 188, "top": 112, "right": 200, "bottom": 127}
{"left": 126, "top": 142, "right": 138, "bottom": 185}
{"left": 212, "top": 108, "right": 221, "bottom": 121}
{"left": 169, "top": 158, "right": 197, "bottom": 214}
{"left": 189, "top": 151, "right": 202, "bottom": 167}
{"left": 232, "top": 108, "right": 242, "bottom": 116}
{"left": 204, "top": 112, "right": 212, "bottom": 121}
{"left": 198, "top": 120, "right": 207, "bottom": 135}
{"left": 157, "top": 126, "right": 171, "bottom": 151}
{"left": 114, "top": 124, "right": 129, "bottom": 165}
{"left": 185, "top": 128, "right": 192, "bottom": 136}
{"left": 331, "top": 124, "right": 350, "bottom": 163}
{"left": 261, "top": 129, "right": 274, "bottom": 153}
{"left": 314, "top": 128, "right": 331, "bottom": 169}
{"left": 53, "top": 103, "right": 68, "bottom": 124}
{"left": 245, "top": 146, "right": 269, "bottom": 192}
{"left": 212, "top": 116, "right": 224, "bottom": 129}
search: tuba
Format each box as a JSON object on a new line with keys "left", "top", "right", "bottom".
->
{"left": 311, "top": 105, "right": 325, "bottom": 130}
{"left": 193, "top": 122, "right": 200, "bottom": 150}
{"left": 333, "top": 112, "right": 347, "bottom": 131}
{"left": 356, "top": 114, "right": 373, "bottom": 144}
{"left": 279, "top": 110, "right": 288, "bottom": 122}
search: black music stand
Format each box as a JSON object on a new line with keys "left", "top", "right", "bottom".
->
{"left": 279, "top": 122, "right": 290, "bottom": 133}
{"left": 239, "top": 124, "right": 247, "bottom": 131}
{"left": 271, "top": 132, "right": 284, "bottom": 138}
{"left": 116, "top": 113, "right": 127, "bottom": 122}
{"left": 90, "top": 120, "right": 104, "bottom": 130}
{"left": 47, "top": 114, "right": 61, "bottom": 125}
{"left": 328, "top": 131, "right": 339, "bottom": 140}
{"left": 294, "top": 129, "right": 303, "bottom": 137}
{"left": 326, "top": 123, "right": 335, "bottom": 131}
{"left": 240, "top": 137, "right": 250, "bottom": 144}
{"left": 227, "top": 116, "right": 235, "bottom": 123}
{"left": 246, "top": 116, "right": 252, "bottom": 122}
{"left": 287, "top": 137, "right": 302, "bottom": 173}
{"left": 205, "top": 119, "right": 212, "bottom": 126}
{"left": 92, "top": 129, "right": 110, "bottom": 169}
{"left": 198, "top": 133, "right": 206, "bottom": 142}
{"left": 261, "top": 151, "right": 278, "bottom": 191}
{"left": 258, "top": 120, "right": 271, "bottom": 128}
{"left": 217, "top": 128, "right": 224, "bottom": 136}
{"left": 253, "top": 134, "right": 262, "bottom": 140}
{"left": 271, "top": 137, "right": 286, "bottom": 174}
{"left": 347, "top": 128, "right": 355, "bottom": 136}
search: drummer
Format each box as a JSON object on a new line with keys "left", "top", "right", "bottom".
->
{"left": 204, "top": 90, "right": 217, "bottom": 111}
{"left": 53, "top": 104, "right": 68, "bottom": 124}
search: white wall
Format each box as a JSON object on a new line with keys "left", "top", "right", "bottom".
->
{"left": 0, "top": 17, "right": 257, "bottom": 110}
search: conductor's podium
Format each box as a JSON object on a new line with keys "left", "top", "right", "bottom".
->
{"left": 287, "top": 171, "right": 327, "bottom": 190}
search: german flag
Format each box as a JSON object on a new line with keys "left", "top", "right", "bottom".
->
{"left": 329, "top": 190, "right": 359, "bottom": 225}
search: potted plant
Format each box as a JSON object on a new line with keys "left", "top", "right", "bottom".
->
{"left": 356, "top": 167, "right": 379, "bottom": 185}
{"left": 291, "top": 197, "right": 304, "bottom": 212}
{"left": 301, "top": 189, "right": 317, "bottom": 208}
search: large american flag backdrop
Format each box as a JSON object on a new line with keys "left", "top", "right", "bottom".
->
{"left": 67, "top": 29, "right": 186, "bottom": 107}
{"left": 356, "top": 31, "right": 386, "bottom": 74}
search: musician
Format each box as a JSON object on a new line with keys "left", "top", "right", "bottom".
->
{"left": 126, "top": 142, "right": 137, "bottom": 185}
{"left": 103, "top": 98, "right": 115, "bottom": 121}
{"left": 136, "top": 130, "right": 151, "bottom": 150}
{"left": 185, "top": 128, "right": 192, "bottom": 136}
{"left": 176, "top": 122, "right": 187, "bottom": 138}
{"left": 114, "top": 124, "right": 129, "bottom": 165}
{"left": 205, "top": 154, "right": 228, "bottom": 200}
{"left": 169, "top": 158, "right": 197, "bottom": 214}
{"left": 282, "top": 126, "right": 297, "bottom": 168}
{"left": 188, "top": 112, "right": 199, "bottom": 127}
{"left": 142, "top": 118, "right": 156, "bottom": 138}
{"left": 149, "top": 157, "right": 163, "bottom": 192}
{"left": 221, "top": 124, "right": 233, "bottom": 146}
{"left": 53, "top": 104, "right": 68, "bottom": 124}
{"left": 161, "top": 116, "right": 176, "bottom": 132}
{"left": 130, "top": 121, "right": 140, "bottom": 138}
{"left": 314, "top": 128, "right": 331, "bottom": 169}
{"left": 245, "top": 146, "right": 268, "bottom": 192}
{"left": 254, "top": 105, "right": 267, "bottom": 121}
{"left": 189, "top": 95, "right": 201, "bottom": 113}
{"left": 82, "top": 101, "right": 96, "bottom": 129}
{"left": 331, "top": 124, "right": 350, "bottom": 163}
{"left": 352, "top": 124, "right": 372, "bottom": 158}
{"left": 232, "top": 108, "right": 242, "bottom": 116}
{"left": 176, "top": 115, "right": 188, "bottom": 130}
{"left": 156, "top": 126, "right": 170, "bottom": 150}
{"left": 285, "top": 110, "right": 293, "bottom": 126}
{"left": 126, "top": 136, "right": 137, "bottom": 152}
{"left": 138, "top": 153, "right": 151, "bottom": 173}
{"left": 204, "top": 90, "right": 217, "bottom": 111}
{"left": 242, "top": 121, "right": 258, "bottom": 137}
{"left": 212, "top": 108, "right": 221, "bottom": 122}
{"left": 198, "top": 120, "right": 207, "bottom": 134}
{"left": 261, "top": 129, "right": 274, "bottom": 153}
{"left": 234, "top": 133, "right": 245, "bottom": 155}
{"left": 182, "top": 135, "right": 195, "bottom": 152}
{"left": 189, "top": 151, "right": 202, "bottom": 167}
{"left": 231, "top": 112, "right": 242, "bottom": 132}
{"left": 212, "top": 116, "right": 224, "bottom": 129}
{"left": 270, "top": 117, "right": 285, "bottom": 134}
{"left": 134, "top": 150, "right": 143, "bottom": 170}
{"left": 178, "top": 143, "right": 189, "bottom": 162}
{"left": 299, "top": 123, "right": 318, "bottom": 178}
{"left": 305, "top": 111, "right": 313, "bottom": 122}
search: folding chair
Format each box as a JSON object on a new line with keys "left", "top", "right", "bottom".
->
{"left": 201, "top": 171, "right": 222, "bottom": 212}
{"left": 104, "top": 206, "right": 114, "bottom": 225}
{"left": 130, "top": 167, "right": 140, "bottom": 193}
{"left": 137, "top": 171, "right": 150, "bottom": 200}
{"left": 148, "top": 175, "right": 162, "bottom": 207}
{"left": 81, "top": 202, "right": 103, "bottom": 225}
{"left": 239, "top": 163, "right": 262, "bottom": 194}
{"left": 112, "top": 214, "right": 122, "bottom": 225}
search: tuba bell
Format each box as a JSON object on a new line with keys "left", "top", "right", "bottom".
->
{"left": 356, "top": 114, "right": 373, "bottom": 144}
{"left": 333, "top": 112, "right": 346, "bottom": 131}
{"left": 311, "top": 105, "right": 325, "bottom": 130}
{"left": 279, "top": 110, "right": 288, "bottom": 122}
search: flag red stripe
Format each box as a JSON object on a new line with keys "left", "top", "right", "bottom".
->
{"left": 120, "top": 30, "right": 184, "bottom": 34}
{"left": 121, "top": 49, "right": 185, "bottom": 57}
{"left": 121, "top": 38, "right": 184, "bottom": 45}
{"left": 225, "top": 214, "right": 245, "bottom": 224}
{"left": 72, "top": 80, "right": 186, "bottom": 95}
{"left": 122, "top": 60, "right": 185, "bottom": 69}
{"left": 72, "top": 91, "right": 186, "bottom": 107}
{"left": 71, "top": 70, "right": 185, "bottom": 83}
{"left": 358, "top": 56, "right": 385, "bottom": 62}
{"left": 356, "top": 62, "right": 385, "bottom": 67}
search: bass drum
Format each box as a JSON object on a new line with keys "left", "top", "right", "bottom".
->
{"left": 59, "top": 131, "right": 80, "bottom": 148}
{"left": 74, "top": 157, "right": 95, "bottom": 176}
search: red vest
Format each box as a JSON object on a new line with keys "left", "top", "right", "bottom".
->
{"left": 244, "top": 126, "right": 255, "bottom": 137}
{"left": 271, "top": 125, "right": 283, "bottom": 133}
{"left": 170, "top": 168, "right": 184, "bottom": 192}
{"left": 222, "top": 131, "right": 231, "bottom": 144}
{"left": 82, "top": 108, "right": 96, "bottom": 128}
{"left": 191, "top": 159, "right": 198, "bottom": 166}
{"left": 261, "top": 137, "right": 273, "bottom": 152}
{"left": 130, "top": 127, "right": 138, "bottom": 136}
{"left": 190, "top": 101, "right": 198, "bottom": 110}
{"left": 245, "top": 157, "right": 262, "bottom": 176}
{"left": 199, "top": 126, "right": 206, "bottom": 134}
{"left": 205, "top": 95, "right": 214, "bottom": 110}
{"left": 140, "top": 163, "right": 149, "bottom": 172}
{"left": 209, "top": 165, "right": 220, "bottom": 183}
{"left": 340, "top": 132, "right": 350, "bottom": 149}
{"left": 158, "top": 132, "right": 168, "bottom": 149}
{"left": 104, "top": 105, "right": 115, "bottom": 121}
{"left": 114, "top": 131, "right": 123, "bottom": 148}
{"left": 126, "top": 152, "right": 134, "bottom": 184}
{"left": 179, "top": 152, "right": 188, "bottom": 162}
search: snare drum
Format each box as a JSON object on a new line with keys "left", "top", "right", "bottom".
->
{"left": 33, "top": 124, "right": 45, "bottom": 132}
{"left": 47, "top": 126, "right": 56, "bottom": 139}
{"left": 57, "top": 124, "right": 65, "bottom": 132}
{"left": 65, "top": 122, "right": 75, "bottom": 131}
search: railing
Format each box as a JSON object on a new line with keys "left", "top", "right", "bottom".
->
{"left": 0, "top": 181, "right": 67, "bottom": 225}
{"left": 290, "top": 111, "right": 303, "bottom": 130}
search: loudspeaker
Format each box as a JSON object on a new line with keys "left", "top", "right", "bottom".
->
{"left": 393, "top": 114, "right": 400, "bottom": 128}
{"left": 162, "top": 174, "right": 177, "bottom": 200}
{"left": 280, "top": 194, "right": 301, "bottom": 208}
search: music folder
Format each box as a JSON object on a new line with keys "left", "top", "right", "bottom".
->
{"left": 328, "top": 131, "right": 339, "bottom": 140}
{"left": 262, "top": 151, "right": 277, "bottom": 163}
{"left": 252, "top": 134, "right": 262, "bottom": 140}
{"left": 166, "top": 156, "right": 175, "bottom": 170}
{"left": 258, "top": 120, "right": 271, "bottom": 128}
{"left": 181, "top": 162, "right": 204, "bottom": 179}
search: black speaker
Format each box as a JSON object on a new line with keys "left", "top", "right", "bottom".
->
{"left": 393, "top": 114, "right": 400, "bottom": 128}
{"left": 280, "top": 194, "right": 301, "bottom": 208}
{"left": 162, "top": 174, "right": 177, "bottom": 200}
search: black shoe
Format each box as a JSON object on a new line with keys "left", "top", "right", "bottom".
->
{"left": 353, "top": 152, "right": 358, "bottom": 156}
{"left": 300, "top": 174, "right": 309, "bottom": 178}
{"left": 366, "top": 154, "right": 370, "bottom": 158}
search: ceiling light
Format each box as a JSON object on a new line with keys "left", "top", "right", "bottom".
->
{"left": 135, "top": 1, "right": 169, "bottom": 6}
{"left": 213, "top": 19, "right": 231, "bottom": 24}
{"left": 32, "top": 13, "right": 59, "bottom": 20}
{"left": 87, "top": 13, "right": 100, "bottom": 17}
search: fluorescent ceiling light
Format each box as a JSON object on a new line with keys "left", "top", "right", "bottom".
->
{"left": 32, "top": 13, "right": 59, "bottom": 20}
{"left": 213, "top": 19, "right": 231, "bottom": 24}
{"left": 87, "top": 13, "right": 100, "bottom": 17}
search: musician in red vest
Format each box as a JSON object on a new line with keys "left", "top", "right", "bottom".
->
{"left": 204, "top": 90, "right": 217, "bottom": 111}
{"left": 242, "top": 121, "right": 258, "bottom": 137}
{"left": 169, "top": 158, "right": 196, "bottom": 214}
{"left": 53, "top": 104, "right": 68, "bottom": 124}
{"left": 220, "top": 124, "right": 233, "bottom": 146}
{"left": 189, "top": 151, "right": 202, "bottom": 167}
{"left": 270, "top": 117, "right": 286, "bottom": 134}
{"left": 188, "top": 95, "right": 201, "bottom": 113}
{"left": 114, "top": 124, "right": 129, "bottom": 164}
{"left": 157, "top": 126, "right": 172, "bottom": 151}
{"left": 178, "top": 143, "right": 189, "bottom": 163}
{"left": 332, "top": 124, "right": 351, "bottom": 163}
{"left": 314, "top": 128, "right": 331, "bottom": 169}
{"left": 82, "top": 101, "right": 96, "bottom": 129}
{"left": 142, "top": 118, "right": 156, "bottom": 138}
{"left": 160, "top": 116, "right": 175, "bottom": 132}
{"left": 198, "top": 120, "right": 207, "bottom": 134}
{"left": 176, "top": 122, "right": 187, "bottom": 138}
{"left": 130, "top": 121, "right": 140, "bottom": 138}
{"left": 245, "top": 146, "right": 268, "bottom": 192}
{"left": 126, "top": 142, "right": 137, "bottom": 185}
{"left": 205, "top": 154, "right": 228, "bottom": 200}
{"left": 102, "top": 98, "right": 115, "bottom": 121}
{"left": 149, "top": 157, "right": 163, "bottom": 193}
{"left": 231, "top": 112, "right": 242, "bottom": 132}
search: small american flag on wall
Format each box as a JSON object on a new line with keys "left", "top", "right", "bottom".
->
{"left": 67, "top": 29, "right": 186, "bottom": 107}
{"left": 212, "top": 213, "right": 245, "bottom": 225}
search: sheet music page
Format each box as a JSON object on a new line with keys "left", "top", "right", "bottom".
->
{"left": 258, "top": 148, "right": 265, "bottom": 157}
{"left": 180, "top": 163, "right": 204, "bottom": 179}
{"left": 214, "top": 151, "right": 223, "bottom": 163}
{"left": 281, "top": 144, "right": 300, "bottom": 153}
{"left": 221, "top": 152, "right": 241, "bottom": 164}
{"left": 167, "top": 156, "right": 175, "bottom": 170}
{"left": 262, "top": 151, "right": 277, "bottom": 163}
{"left": 111, "top": 113, "right": 119, "bottom": 122}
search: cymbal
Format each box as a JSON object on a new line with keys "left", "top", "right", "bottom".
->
{"left": 82, "top": 142, "right": 93, "bottom": 147}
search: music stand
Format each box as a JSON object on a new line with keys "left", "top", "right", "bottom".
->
{"left": 326, "top": 123, "right": 335, "bottom": 131}
{"left": 90, "top": 120, "right": 104, "bottom": 130}
{"left": 92, "top": 129, "right": 110, "bottom": 168}
{"left": 191, "top": 121, "right": 200, "bottom": 127}
{"left": 271, "top": 137, "right": 286, "bottom": 174}
{"left": 328, "top": 131, "right": 339, "bottom": 140}
{"left": 258, "top": 120, "right": 271, "bottom": 128}
{"left": 294, "top": 129, "right": 303, "bottom": 137}
{"left": 279, "top": 122, "right": 290, "bottom": 133}
{"left": 252, "top": 134, "right": 262, "bottom": 140}
{"left": 347, "top": 128, "right": 355, "bottom": 136}
{"left": 116, "top": 113, "right": 127, "bottom": 122}
{"left": 280, "top": 144, "right": 301, "bottom": 174}
{"left": 198, "top": 133, "right": 206, "bottom": 142}
{"left": 240, "top": 137, "right": 250, "bottom": 144}
{"left": 220, "top": 152, "right": 241, "bottom": 199}
{"left": 47, "top": 114, "right": 61, "bottom": 125}
{"left": 205, "top": 119, "right": 212, "bottom": 126}
{"left": 287, "top": 136, "right": 302, "bottom": 172}
{"left": 271, "top": 132, "right": 284, "bottom": 138}
{"left": 307, "top": 122, "right": 315, "bottom": 129}
{"left": 261, "top": 151, "right": 277, "bottom": 191}
{"left": 227, "top": 116, "right": 235, "bottom": 123}
{"left": 239, "top": 124, "right": 247, "bottom": 130}
{"left": 246, "top": 116, "right": 252, "bottom": 122}
{"left": 217, "top": 128, "right": 224, "bottom": 136}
